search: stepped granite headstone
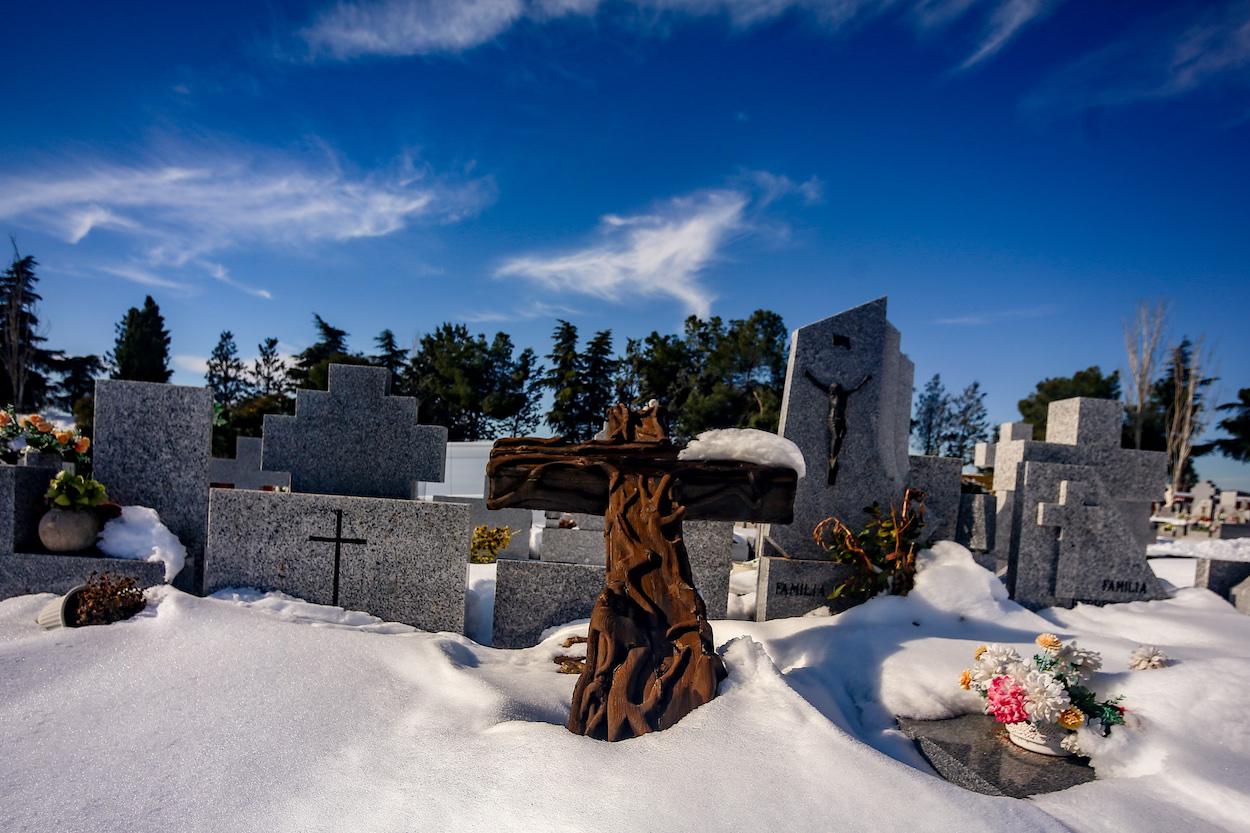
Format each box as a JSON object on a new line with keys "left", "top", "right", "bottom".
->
{"left": 263, "top": 364, "right": 447, "bottom": 498}
{"left": 975, "top": 398, "right": 1167, "bottom": 609}
{"left": 204, "top": 489, "right": 469, "bottom": 632}
{"left": 94, "top": 380, "right": 211, "bottom": 593}
{"left": 432, "top": 496, "right": 531, "bottom": 559}
{"left": 763, "top": 298, "right": 914, "bottom": 561}
{"left": 208, "top": 437, "right": 291, "bottom": 491}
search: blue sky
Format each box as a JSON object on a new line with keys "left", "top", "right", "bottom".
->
{"left": 3, "top": 0, "right": 1249, "bottom": 486}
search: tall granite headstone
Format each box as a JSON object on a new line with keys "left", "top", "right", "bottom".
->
{"left": 975, "top": 398, "right": 1167, "bottom": 608}
{"left": 263, "top": 364, "right": 447, "bottom": 498}
{"left": 94, "top": 380, "right": 211, "bottom": 592}
{"left": 763, "top": 297, "right": 915, "bottom": 560}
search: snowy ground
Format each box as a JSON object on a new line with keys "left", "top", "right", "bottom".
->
{"left": 1149, "top": 537, "right": 1250, "bottom": 562}
{"left": 2, "top": 544, "right": 1248, "bottom": 833}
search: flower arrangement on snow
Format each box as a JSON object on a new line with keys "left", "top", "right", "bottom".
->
{"left": 960, "top": 633, "right": 1126, "bottom": 755}
{"left": 0, "top": 407, "right": 91, "bottom": 464}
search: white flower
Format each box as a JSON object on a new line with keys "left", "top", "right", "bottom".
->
{"left": 1129, "top": 644, "right": 1168, "bottom": 670}
{"left": 1020, "top": 669, "right": 1071, "bottom": 724}
{"left": 1056, "top": 642, "right": 1102, "bottom": 681}
{"left": 970, "top": 644, "right": 1022, "bottom": 686}
{"left": 1060, "top": 732, "right": 1083, "bottom": 755}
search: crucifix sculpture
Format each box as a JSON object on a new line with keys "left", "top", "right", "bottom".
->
{"left": 803, "top": 369, "right": 872, "bottom": 486}
{"left": 487, "top": 402, "right": 797, "bottom": 741}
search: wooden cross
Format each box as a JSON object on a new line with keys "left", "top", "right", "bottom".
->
{"left": 487, "top": 402, "right": 797, "bottom": 741}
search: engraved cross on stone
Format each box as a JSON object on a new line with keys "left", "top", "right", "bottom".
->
{"left": 308, "top": 509, "right": 367, "bottom": 605}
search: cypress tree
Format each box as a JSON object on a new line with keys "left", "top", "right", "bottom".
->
{"left": 109, "top": 296, "right": 172, "bottom": 383}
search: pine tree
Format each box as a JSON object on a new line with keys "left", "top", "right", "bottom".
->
{"left": 108, "top": 296, "right": 172, "bottom": 383}
{"left": 250, "top": 338, "right": 289, "bottom": 396}
{"left": 372, "top": 329, "right": 409, "bottom": 388}
{"left": 288, "top": 314, "right": 350, "bottom": 390}
{"left": 50, "top": 354, "right": 105, "bottom": 411}
{"left": 0, "top": 243, "right": 57, "bottom": 408}
{"left": 205, "top": 330, "right": 250, "bottom": 411}
{"left": 544, "top": 320, "right": 584, "bottom": 439}
{"left": 1209, "top": 388, "right": 1250, "bottom": 463}
{"left": 943, "top": 381, "right": 990, "bottom": 464}
{"left": 503, "top": 346, "right": 544, "bottom": 436}
{"left": 912, "top": 373, "right": 951, "bottom": 456}
{"left": 580, "top": 330, "right": 617, "bottom": 437}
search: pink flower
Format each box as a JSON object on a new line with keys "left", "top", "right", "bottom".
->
{"left": 985, "top": 675, "right": 1029, "bottom": 724}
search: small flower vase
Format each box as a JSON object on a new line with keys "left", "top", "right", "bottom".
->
{"left": 1004, "top": 721, "right": 1071, "bottom": 756}
{"left": 38, "top": 508, "right": 100, "bottom": 553}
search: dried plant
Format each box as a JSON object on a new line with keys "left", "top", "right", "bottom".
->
{"left": 70, "top": 571, "right": 146, "bottom": 627}
{"left": 813, "top": 488, "right": 926, "bottom": 604}
{"left": 470, "top": 525, "right": 513, "bottom": 564}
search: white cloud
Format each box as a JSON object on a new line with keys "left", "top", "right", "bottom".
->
{"left": 173, "top": 354, "right": 209, "bottom": 376}
{"left": 299, "top": 0, "right": 1061, "bottom": 68}
{"left": 459, "top": 298, "right": 582, "bottom": 323}
{"left": 496, "top": 172, "right": 814, "bottom": 317}
{"left": 0, "top": 140, "right": 494, "bottom": 296}
{"left": 99, "top": 264, "right": 195, "bottom": 293}
{"left": 933, "top": 305, "right": 1058, "bottom": 326}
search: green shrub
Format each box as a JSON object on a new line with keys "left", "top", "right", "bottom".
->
{"left": 46, "top": 471, "right": 109, "bottom": 511}
{"left": 813, "top": 487, "right": 926, "bottom": 606}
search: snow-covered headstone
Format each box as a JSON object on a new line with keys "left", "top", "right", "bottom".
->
{"left": 94, "top": 379, "right": 212, "bottom": 592}
{"left": 977, "top": 397, "right": 1168, "bottom": 609}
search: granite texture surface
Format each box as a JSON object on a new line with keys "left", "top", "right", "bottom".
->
{"left": 955, "top": 493, "right": 996, "bottom": 553}
{"left": 982, "top": 398, "right": 1167, "bottom": 609}
{"left": 764, "top": 298, "right": 914, "bottom": 561}
{"left": 754, "top": 556, "right": 854, "bottom": 621}
{"left": 896, "top": 715, "right": 1094, "bottom": 798}
{"left": 684, "top": 520, "right": 734, "bottom": 619}
{"left": 569, "top": 512, "right": 604, "bottom": 531}
{"left": 262, "top": 364, "right": 447, "bottom": 498}
{"left": 539, "top": 526, "right": 604, "bottom": 565}
{"left": 432, "top": 496, "right": 532, "bottom": 559}
{"left": 0, "top": 550, "right": 166, "bottom": 600}
{"left": 204, "top": 489, "right": 468, "bottom": 633}
{"left": 208, "top": 437, "right": 291, "bottom": 491}
{"left": 907, "top": 454, "right": 963, "bottom": 542}
{"left": 1194, "top": 558, "right": 1250, "bottom": 601}
{"left": 491, "top": 558, "right": 605, "bottom": 648}
{"left": 0, "top": 464, "right": 60, "bottom": 554}
{"left": 93, "top": 380, "right": 212, "bottom": 594}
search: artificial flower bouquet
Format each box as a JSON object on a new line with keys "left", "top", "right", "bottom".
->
{"left": 960, "top": 633, "right": 1126, "bottom": 755}
{"left": 0, "top": 407, "right": 91, "bottom": 464}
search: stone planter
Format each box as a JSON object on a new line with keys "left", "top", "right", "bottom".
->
{"left": 1004, "top": 721, "right": 1071, "bottom": 756}
{"left": 35, "top": 584, "right": 86, "bottom": 629}
{"left": 21, "top": 449, "right": 66, "bottom": 470}
{"left": 38, "top": 508, "right": 100, "bottom": 553}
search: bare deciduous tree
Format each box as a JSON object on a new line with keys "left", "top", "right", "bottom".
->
{"left": 1124, "top": 300, "right": 1167, "bottom": 450}
{"left": 1167, "top": 337, "right": 1209, "bottom": 495}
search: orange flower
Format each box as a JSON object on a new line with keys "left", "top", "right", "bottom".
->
{"left": 0, "top": 412, "right": 11, "bottom": 427}
{"left": 55, "top": 430, "right": 73, "bottom": 445}
{"left": 37, "top": 421, "right": 53, "bottom": 434}
{"left": 973, "top": 645, "right": 988, "bottom": 661}
{"left": 959, "top": 669, "right": 973, "bottom": 690}
{"left": 1036, "top": 633, "right": 1063, "bottom": 652}
{"left": 19, "top": 415, "right": 34, "bottom": 428}
{"left": 1058, "top": 707, "right": 1085, "bottom": 729}
{"left": 73, "top": 436, "right": 91, "bottom": 454}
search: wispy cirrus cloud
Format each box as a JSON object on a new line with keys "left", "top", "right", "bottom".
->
{"left": 933, "top": 305, "right": 1058, "bottom": 326}
{"left": 495, "top": 171, "right": 817, "bottom": 317}
{"left": 300, "top": 0, "right": 1060, "bottom": 70}
{"left": 0, "top": 140, "right": 494, "bottom": 296}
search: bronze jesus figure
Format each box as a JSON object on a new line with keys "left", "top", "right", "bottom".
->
{"left": 803, "top": 369, "right": 872, "bottom": 486}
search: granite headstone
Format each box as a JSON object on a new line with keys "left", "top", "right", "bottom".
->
{"left": 491, "top": 559, "right": 605, "bottom": 648}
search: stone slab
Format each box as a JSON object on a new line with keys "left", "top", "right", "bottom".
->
{"left": 684, "top": 520, "right": 734, "bottom": 620}
{"left": 897, "top": 715, "right": 1094, "bottom": 798}
{"left": 765, "top": 298, "right": 914, "bottom": 561}
{"left": 208, "top": 437, "right": 290, "bottom": 491}
{"left": 491, "top": 559, "right": 605, "bottom": 648}
{"left": 907, "top": 454, "right": 963, "bottom": 542}
{"left": 0, "top": 550, "right": 166, "bottom": 601}
{"left": 539, "top": 526, "right": 604, "bottom": 565}
{"left": 204, "top": 489, "right": 468, "bottom": 633}
{"left": 754, "top": 556, "right": 854, "bottom": 621}
{"left": 262, "top": 364, "right": 447, "bottom": 499}
{"left": 1218, "top": 523, "right": 1250, "bottom": 540}
{"left": 94, "top": 380, "right": 211, "bottom": 593}
{"left": 569, "top": 512, "right": 604, "bottom": 531}
{"left": 432, "top": 496, "right": 531, "bottom": 559}
{"left": 1195, "top": 558, "right": 1250, "bottom": 602}
{"left": 956, "top": 493, "right": 996, "bottom": 553}
{"left": 0, "top": 464, "right": 60, "bottom": 554}
{"left": 1232, "top": 577, "right": 1250, "bottom": 615}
